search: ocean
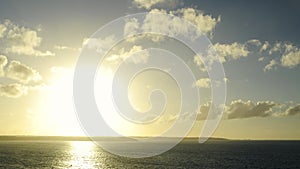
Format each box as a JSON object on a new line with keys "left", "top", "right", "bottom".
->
{"left": 0, "top": 140, "right": 299, "bottom": 169}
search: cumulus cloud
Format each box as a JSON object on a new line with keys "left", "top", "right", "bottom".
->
{"left": 133, "top": 0, "right": 182, "bottom": 10}
{"left": 284, "top": 104, "right": 300, "bottom": 116}
{"left": 0, "top": 55, "right": 44, "bottom": 98}
{"left": 83, "top": 35, "right": 116, "bottom": 54}
{"left": 246, "top": 39, "right": 262, "bottom": 46}
{"left": 0, "top": 83, "right": 28, "bottom": 98}
{"left": 226, "top": 100, "right": 277, "bottom": 119}
{"left": 124, "top": 18, "right": 140, "bottom": 38}
{"left": 106, "top": 45, "right": 149, "bottom": 64}
{"left": 166, "top": 100, "right": 300, "bottom": 122}
{"left": 124, "top": 8, "right": 220, "bottom": 42}
{"left": 133, "top": 0, "right": 165, "bottom": 9}
{"left": 1, "top": 20, "right": 54, "bottom": 57}
{"left": 0, "top": 55, "right": 8, "bottom": 77}
{"left": 281, "top": 50, "right": 300, "bottom": 68}
{"left": 214, "top": 42, "right": 250, "bottom": 62}
{"left": 195, "top": 78, "right": 210, "bottom": 88}
{"left": 142, "top": 9, "right": 195, "bottom": 37}
{"left": 6, "top": 60, "right": 42, "bottom": 84}
{"left": 260, "top": 41, "right": 270, "bottom": 52}
{"left": 194, "top": 102, "right": 225, "bottom": 121}
{"left": 268, "top": 42, "right": 282, "bottom": 55}
{"left": 193, "top": 50, "right": 226, "bottom": 72}
{"left": 198, "top": 40, "right": 300, "bottom": 71}
{"left": 196, "top": 103, "right": 210, "bottom": 120}
{"left": 255, "top": 41, "right": 300, "bottom": 69}
{"left": 0, "top": 23, "right": 6, "bottom": 38}
{"left": 175, "top": 8, "right": 221, "bottom": 36}
{"left": 264, "top": 59, "right": 277, "bottom": 72}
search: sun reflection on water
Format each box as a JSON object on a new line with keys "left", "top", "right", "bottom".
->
{"left": 67, "top": 141, "right": 98, "bottom": 168}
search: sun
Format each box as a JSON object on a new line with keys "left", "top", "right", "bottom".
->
{"left": 43, "top": 67, "right": 85, "bottom": 136}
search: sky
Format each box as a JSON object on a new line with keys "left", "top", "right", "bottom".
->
{"left": 0, "top": 0, "right": 300, "bottom": 140}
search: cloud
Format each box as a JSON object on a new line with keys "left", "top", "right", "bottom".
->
{"left": 260, "top": 41, "right": 270, "bottom": 52}
{"left": 193, "top": 51, "right": 221, "bottom": 72}
{"left": 175, "top": 8, "right": 221, "bottom": 36}
{"left": 194, "top": 102, "right": 225, "bottom": 121}
{"left": 226, "top": 100, "right": 277, "bottom": 119}
{"left": 165, "top": 100, "right": 300, "bottom": 122}
{"left": 54, "top": 45, "right": 79, "bottom": 51}
{"left": 0, "top": 55, "right": 8, "bottom": 77}
{"left": 195, "top": 78, "right": 210, "bottom": 88}
{"left": 124, "top": 18, "right": 140, "bottom": 38}
{"left": 214, "top": 42, "right": 250, "bottom": 62}
{"left": 133, "top": 0, "right": 182, "bottom": 10}
{"left": 0, "top": 23, "right": 6, "bottom": 38}
{"left": 281, "top": 50, "right": 300, "bottom": 68}
{"left": 285, "top": 104, "right": 300, "bottom": 116}
{"left": 264, "top": 59, "right": 277, "bottom": 72}
{"left": 246, "top": 39, "right": 262, "bottom": 46}
{"left": 1, "top": 20, "right": 54, "bottom": 57}
{"left": 106, "top": 45, "right": 149, "bottom": 64}
{"left": 133, "top": 0, "right": 165, "bottom": 9}
{"left": 258, "top": 57, "right": 264, "bottom": 62}
{"left": 268, "top": 42, "right": 282, "bottom": 55}
{"left": 6, "top": 60, "right": 42, "bottom": 84}
{"left": 124, "top": 8, "right": 220, "bottom": 42}
{"left": 0, "top": 83, "right": 28, "bottom": 98}
{"left": 196, "top": 103, "right": 210, "bottom": 120}
{"left": 263, "top": 41, "right": 298, "bottom": 56}
{"left": 256, "top": 41, "right": 300, "bottom": 69}
{"left": 83, "top": 35, "right": 116, "bottom": 54}
{"left": 142, "top": 9, "right": 193, "bottom": 37}
{"left": 0, "top": 55, "right": 44, "bottom": 98}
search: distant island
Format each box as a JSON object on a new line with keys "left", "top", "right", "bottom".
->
{"left": 0, "top": 136, "right": 229, "bottom": 142}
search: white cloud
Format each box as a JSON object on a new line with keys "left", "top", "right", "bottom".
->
{"left": 281, "top": 50, "right": 300, "bottom": 68}
{"left": 133, "top": 0, "right": 165, "bottom": 9}
{"left": 283, "top": 43, "right": 295, "bottom": 53}
{"left": 124, "top": 18, "right": 140, "bottom": 38}
{"left": 0, "top": 55, "right": 8, "bottom": 77}
{"left": 268, "top": 42, "right": 281, "bottom": 55}
{"left": 264, "top": 59, "right": 277, "bottom": 72}
{"left": 83, "top": 35, "right": 116, "bottom": 55}
{"left": 175, "top": 8, "right": 221, "bottom": 36}
{"left": 246, "top": 39, "right": 262, "bottom": 46}
{"left": 54, "top": 45, "right": 79, "bottom": 51}
{"left": 258, "top": 57, "right": 264, "bottom": 62}
{"left": 0, "top": 23, "right": 6, "bottom": 38}
{"left": 260, "top": 41, "right": 270, "bottom": 52}
{"left": 6, "top": 60, "right": 42, "bottom": 84}
{"left": 133, "top": 0, "right": 182, "bottom": 10}
{"left": 1, "top": 20, "right": 54, "bottom": 57}
{"left": 193, "top": 54, "right": 207, "bottom": 72}
{"left": 255, "top": 41, "right": 300, "bottom": 70}
{"left": 195, "top": 78, "right": 210, "bottom": 88}
{"left": 106, "top": 45, "right": 149, "bottom": 64}
{"left": 142, "top": 9, "right": 185, "bottom": 37}
{"left": 214, "top": 42, "right": 250, "bottom": 62}
{"left": 226, "top": 100, "right": 277, "bottom": 119}
{"left": 0, "top": 83, "right": 28, "bottom": 98}
{"left": 132, "top": 8, "right": 220, "bottom": 41}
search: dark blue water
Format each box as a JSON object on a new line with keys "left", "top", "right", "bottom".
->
{"left": 0, "top": 140, "right": 299, "bottom": 168}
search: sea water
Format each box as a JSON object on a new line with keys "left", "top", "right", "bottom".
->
{"left": 0, "top": 140, "right": 299, "bottom": 169}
